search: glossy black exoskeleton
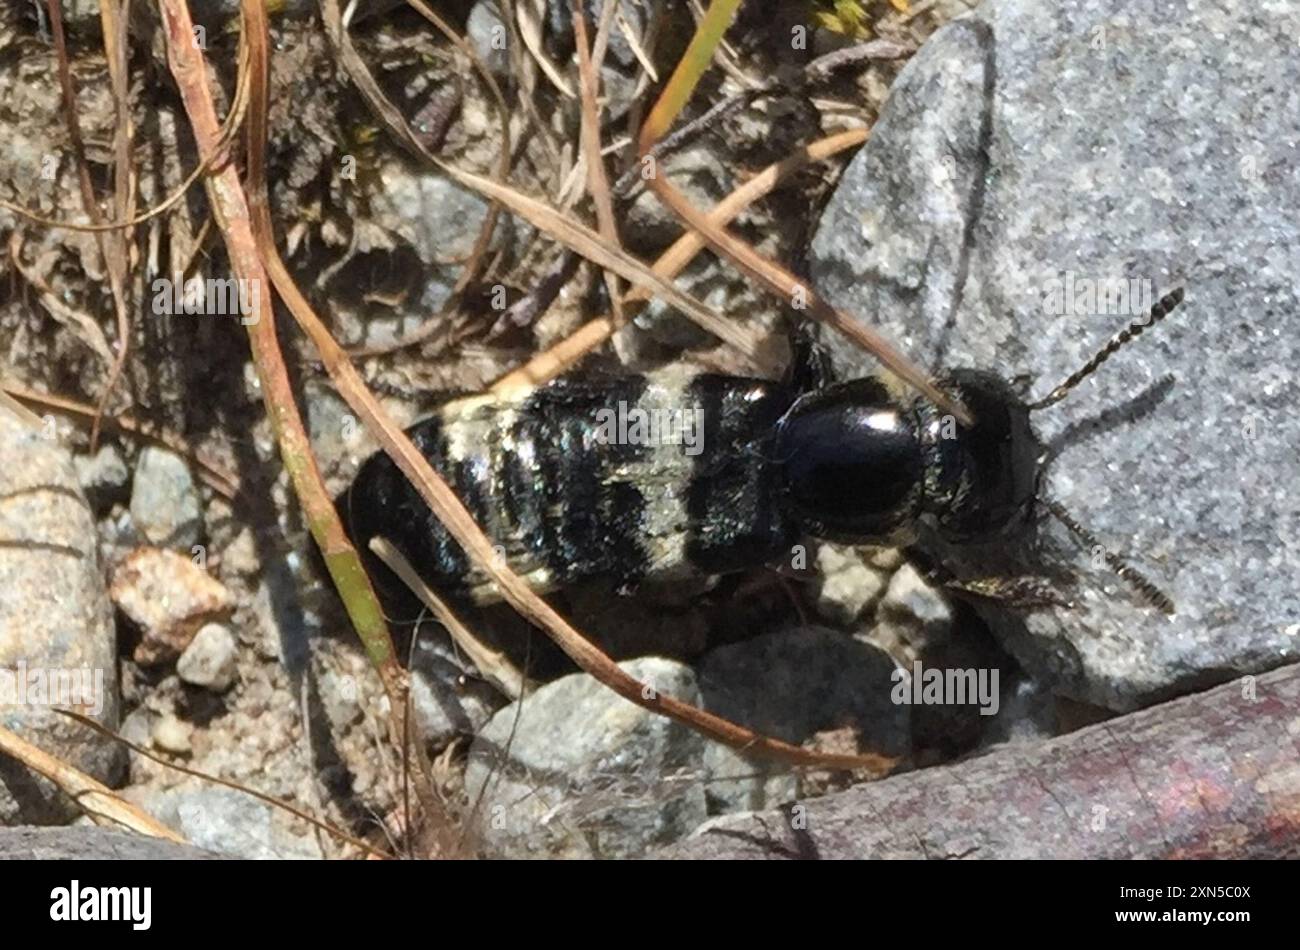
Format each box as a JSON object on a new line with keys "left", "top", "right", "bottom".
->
{"left": 773, "top": 369, "right": 1039, "bottom": 546}
{"left": 340, "top": 290, "right": 1185, "bottom": 613}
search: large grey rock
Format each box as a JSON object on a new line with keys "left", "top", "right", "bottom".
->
{"left": 697, "top": 628, "right": 909, "bottom": 812}
{"left": 809, "top": 0, "right": 1300, "bottom": 710}
{"left": 0, "top": 826, "right": 217, "bottom": 860}
{"left": 119, "top": 785, "right": 322, "bottom": 860}
{"left": 0, "top": 407, "right": 124, "bottom": 823}
{"left": 464, "top": 657, "right": 707, "bottom": 858}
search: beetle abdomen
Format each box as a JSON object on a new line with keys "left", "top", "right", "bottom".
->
{"left": 340, "top": 370, "right": 797, "bottom": 603}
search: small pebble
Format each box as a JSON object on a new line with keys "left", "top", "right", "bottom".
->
{"left": 128, "top": 446, "right": 202, "bottom": 548}
{"left": 882, "top": 564, "right": 953, "bottom": 630}
{"left": 177, "top": 623, "right": 238, "bottom": 692}
{"left": 110, "top": 547, "right": 234, "bottom": 665}
{"left": 75, "top": 443, "right": 130, "bottom": 513}
{"left": 814, "top": 543, "right": 888, "bottom": 624}
{"left": 151, "top": 714, "right": 193, "bottom": 755}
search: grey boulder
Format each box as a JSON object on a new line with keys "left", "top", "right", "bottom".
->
{"left": 0, "top": 407, "right": 124, "bottom": 822}
{"left": 809, "top": 0, "right": 1300, "bottom": 709}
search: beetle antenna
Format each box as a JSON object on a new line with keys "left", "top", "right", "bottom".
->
{"left": 1042, "top": 497, "right": 1175, "bottom": 614}
{"left": 1029, "top": 287, "right": 1184, "bottom": 410}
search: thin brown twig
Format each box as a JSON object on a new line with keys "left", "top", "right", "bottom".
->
{"left": 635, "top": 51, "right": 972, "bottom": 424}
{"left": 572, "top": 0, "right": 624, "bottom": 326}
{"left": 371, "top": 537, "right": 529, "bottom": 700}
{"left": 0, "top": 32, "right": 252, "bottom": 235}
{"left": 235, "top": 0, "right": 460, "bottom": 853}
{"left": 0, "top": 721, "right": 185, "bottom": 843}
{"left": 1, "top": 380, "right": 241, "bottom": 499}
{"left": 42, "top": 0, "right": 134, "bottom": 449}
{"left": 154, "top": 0, "right": 452, "bottom": 853}
{"left": 90, "top": 0, "right": 138, "bottom": 451}
{"left": 491, "top": 127, "right": 870, "bottom": 395}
